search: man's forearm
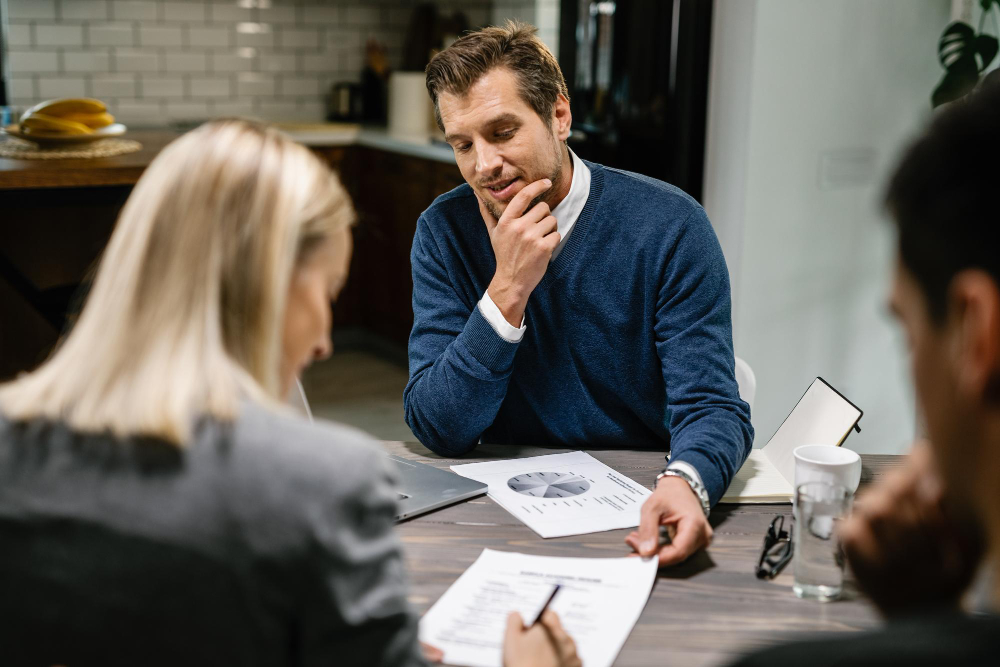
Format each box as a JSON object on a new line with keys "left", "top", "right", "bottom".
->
{"left": 404, "top": 305, "right": 520, "bottom": 455}
{"left": 665, "top": 411, "right": 753, "bottom": 506}
{"left": 486, "top": 278, "right": 530, "bottom": 329}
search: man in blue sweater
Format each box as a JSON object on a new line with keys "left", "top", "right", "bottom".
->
{"left": 405, "top": 21, "right": 753, "bottom": 566}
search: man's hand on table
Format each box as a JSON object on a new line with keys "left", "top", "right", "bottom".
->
{"left": 625, "top": 476, "right": 713, "bottom": 566}
{"left": 477, "top": 178, "right": 560, "bottom": 328}
{"left": 838, "top": 441, "right": 985, "bottom": 617}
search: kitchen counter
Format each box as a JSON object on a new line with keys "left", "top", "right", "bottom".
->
{"left": 277, "top": 123, "right": 457, "bottom": 164}
{"left": 0, "top": 125, "right": 456, "bottom": 191}
{"left": 0, "top": 123, "right": 464, "bottom": 380}
{"left": 0, "top": 131, "right": 178, "bottom": 190}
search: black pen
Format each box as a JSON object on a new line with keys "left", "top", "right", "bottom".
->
{"left": 530, "top": 584, "right": 561, "bottom": 626}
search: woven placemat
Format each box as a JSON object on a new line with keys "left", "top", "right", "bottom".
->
{"left": 0, "top": 137, "right": 143, "bottom": 160}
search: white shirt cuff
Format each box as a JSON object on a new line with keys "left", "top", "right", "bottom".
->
{"left": 666, "top": 460, "right": 705, "bottom": 491}
{"left": 478, "top": 291, "right": 526, "bottom": 343}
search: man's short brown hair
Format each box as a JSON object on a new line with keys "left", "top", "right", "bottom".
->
{"left": 425, "top": 20, "right": 570, "bottom": 130}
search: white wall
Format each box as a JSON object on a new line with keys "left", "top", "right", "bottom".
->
{"left": 705, "top": 0, "right": 951, "bottom": 454}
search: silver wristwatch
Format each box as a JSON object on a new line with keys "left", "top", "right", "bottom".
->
{"left": 655, "top": 468, "right": 711, "bottom": 517}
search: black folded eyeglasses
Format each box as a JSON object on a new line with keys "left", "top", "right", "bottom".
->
{"left": 755, "top": 515, "right": 793, "bottom": 580}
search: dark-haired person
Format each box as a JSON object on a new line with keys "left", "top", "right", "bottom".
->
{"left": 403, "top": 21, "right": 753, "bottom": 567}
{"left": 730, "top": 81, "right": 1000, "bottom": 666}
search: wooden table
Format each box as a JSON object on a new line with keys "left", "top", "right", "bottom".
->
{"left": 386, "top": 441, "right": 904, "bottom": 666}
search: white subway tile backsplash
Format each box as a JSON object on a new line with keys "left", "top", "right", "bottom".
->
{"left": 235, "top": 29, "right": 275, "bottom": 49}
{"left": 114, "top": 100, "right": 165, "bottom": 125}
{"left": 92, "top": 73, "right": 137, "bottom": 97}
{"left": 257, "top": 100, "right": 302, "bottom": 120}
{"left": 7, "top": 0, "right": 57, "bottom": 21}
{"left": 327, "top": 29, "right": 361, "bottom": 50}
{"left": 299, "top": 100, "right": 327, "bottom": 119}
{"left": 165, "top": 52, "right": 209, "bottom": 72}
{"left": 88, "top": 23, "right": 136, "bottom": 47}
{"left": 345, "top": 5, "right": 379, "bottom": 25}
{"left": 209, "top": 3, "right": 253, "bottom": 23}
{"left": 278, "top": 28, "right": 320, "bottom": 50}
{"left": 8, "top": 50, "right": 61, "bottom": 73}
{"left": 280, "top": 75, "right": 321, "bottom": 96}
{"left": 110, "top": 1, "right": 157, "bottom": 21}
{"left": 300, "top": 52, "right": 337, "bottom": 73}
{"left": 8, "top": 76, "right": 39, "bottom": 103}
{"left": 38, "top": 77, "right": 88, "bottom": 98}
{"left": 236, "top": 73, "right": 276, "bottom": 96}
{"left": 212, "top": 100, "right": 258, "bottom": 119}
{"left": 190, "top": 76, "right": 233, "bottom": 98}
{"left": 162, "top": 2, "right": 207, "bottom": 22}
{"left": 166, "top": 100, "right": 210, "bottom": 120}
{"left": 5, "top": 0, "right": 450, "bottom": 124}
{"left": 140, "top": 76, "right": 185, "bottom": 98}
{"left": 342, "top": 50, "right": 363, "bottom": 73}
{"left": 258, "top": 5, "right": 298, "bottom": 24}
{"left": 298, "top": 6, "right": 340, "bottom": 25}
{"left": 210, "top": 52, "right": 256, "bottom": 72}
{"left": 139, "top": 25, "right": 184, "bottom": 47}
{"left": 62, "top": 49, "right": 112, "bottom": 73}
{"left": 6, "top": 24, "right": 34, "bottom": 47}
{"left": 259, "top": 53, "right": 296, "bottom": 73}
{"left": 115, "top": 49, "right": 162, "bottom": 72}
{"left": 188, "top": 26, "right": 231, "bottom": 48}
{"left": 60, "top": 1, "right": 110, "bottom": 21}
{"left": 35, "top": 24, "right": 85, "bottom": 47}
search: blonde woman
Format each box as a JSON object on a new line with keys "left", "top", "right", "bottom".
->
{"left": 0, "top": 120, "right": 579, "bottom": 667}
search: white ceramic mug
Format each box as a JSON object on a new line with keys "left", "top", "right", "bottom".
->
{"left": 793, "top": 444, "right": 862, "bottom": 495}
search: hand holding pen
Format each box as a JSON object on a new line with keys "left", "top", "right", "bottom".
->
{"left": 502, "top": 585, "right": 581, "bottom": 667}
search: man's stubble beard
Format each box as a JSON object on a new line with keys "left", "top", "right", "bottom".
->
{"left": 482, "top": 143, "right": 565, "bottom": 221}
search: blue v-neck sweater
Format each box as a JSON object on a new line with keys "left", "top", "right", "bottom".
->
{"left": 404, "top": 161, "right": 753, "bottom": 505}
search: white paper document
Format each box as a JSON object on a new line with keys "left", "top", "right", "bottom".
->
{"left": 419, "top": 548, "right": 658, "bottom": 667}
{"left": 450, "top": 451, "right": 652, "bottom": 538}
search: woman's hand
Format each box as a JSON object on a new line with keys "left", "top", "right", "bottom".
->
{"left": 420, "top": 642, "right": 444, "bottom": 663}
{"left": 502, "top": 610, "right": 581, "bottom": 667}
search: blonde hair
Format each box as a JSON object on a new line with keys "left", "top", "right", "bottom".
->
{"left": 0, "top": 119, "right": 354, "bottom": 444}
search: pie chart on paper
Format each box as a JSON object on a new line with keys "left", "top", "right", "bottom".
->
{"left": 506, "top": 472, "right": 591, "bottom": 498}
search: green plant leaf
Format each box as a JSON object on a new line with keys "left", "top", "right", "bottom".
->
{"left": 932, "top": 66, "right": 981, "bottom": 107}
{"left": 940, "top": 21, "right": 976, "bottom": 70}
{"left": 974, "top": 34, "right": 999, "bottom": 69}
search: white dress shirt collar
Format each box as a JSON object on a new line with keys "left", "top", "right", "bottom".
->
{"left": 550, "top": 148, "right": 591, "bottom": 259}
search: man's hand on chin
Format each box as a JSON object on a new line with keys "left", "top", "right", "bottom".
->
{"left": 625, "top": 476, "right": 713, "bottom": 566}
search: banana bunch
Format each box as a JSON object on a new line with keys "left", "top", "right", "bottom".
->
{"left": 19, "top": 98, "right": 116, "bottom": 137}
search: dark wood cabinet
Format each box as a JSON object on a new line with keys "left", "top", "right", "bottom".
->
{"left": 334, "top": 147, "right": 462, "bottom": 349}
{"left": 0, "top": 137, "right": 463, "bottom": 380}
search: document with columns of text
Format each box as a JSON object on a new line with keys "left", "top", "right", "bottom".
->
{"left": 419, "top": 549, "right": 658, "bottom": 667}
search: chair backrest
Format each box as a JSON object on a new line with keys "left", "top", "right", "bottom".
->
{"left": 0, "top": 516, "right": 275, "bottom": 666}
{"left": 734, "top": 356, "right": 756, "bottom": 413}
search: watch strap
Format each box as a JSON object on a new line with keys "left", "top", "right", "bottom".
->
{"left": 655, "top": 468, "right": 711, "bottom": 517}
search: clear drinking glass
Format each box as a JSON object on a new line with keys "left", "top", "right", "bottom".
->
{"left": 793, "top": 481, "right": 852, "bottom": 601}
